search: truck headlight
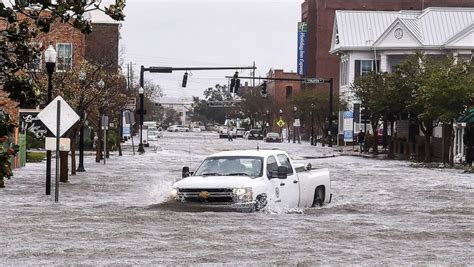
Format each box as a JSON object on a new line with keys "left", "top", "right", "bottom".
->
{"left": 170, "top": 188, "right": 178, "bottom": 198}
{"left": 233, "top": 188, "right": 252, "bottom": 202}
{"left": 233, "top": 188, "right": 248, "bottom": 196}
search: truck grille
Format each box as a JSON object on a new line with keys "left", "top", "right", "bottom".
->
{"left": 177, "top": 188, "right": 234, "bottom": 203}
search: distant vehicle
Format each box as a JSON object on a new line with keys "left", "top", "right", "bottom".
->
{"left": 264, "top": 132, "right": 281, "bottom": 143}
{"left": 144, "top": 121, "right": 157, "bottom": 128}
{"left": 246, "top": 129, "right": 264, "bottom": 140}
{"left": 167, "top": 125, "right": 190, "bottom": 132}
{"left": 191, "top": 125, "right": 201, "bottom": 132}
{"left": 171, "top": 149, "right": 332, "bottom": 212}
{"left": 148, "top": 127, "right": 163, "bottom": 141}
{"left": 218, "top": 126, "right": 236, "bottom": 138}
{"left": 235, "top": 128, "right": 246, "bottom": 138}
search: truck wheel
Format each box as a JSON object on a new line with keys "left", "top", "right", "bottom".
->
{"left": 254, "top": 194, "right": 267, "bottom": 211}
{"left": 312, "top": 186, "right": 325, "bottom": 207}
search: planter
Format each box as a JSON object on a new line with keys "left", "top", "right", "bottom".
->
{"left": 26, "top": 151, "right": 46, "bottom": 162}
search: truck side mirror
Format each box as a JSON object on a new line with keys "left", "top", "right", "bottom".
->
{"left": 277, "top": 166, "right": 288, "bottom": 179}
{"left": 182, "top": 166, "right": 190, "bottom": 178}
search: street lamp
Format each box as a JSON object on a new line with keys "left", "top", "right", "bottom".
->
{"left": 266, "top": 110, "right": 270, "bottom": 134}
{"left": 311, "top": 103, "right": 315, "bottom": 146}
{"left": 96, "top": 80, "right": 105, "bottom": 163}
{"left": 137, "top": 87, "right": 145, "bottom": 153}
{"left": 44, "top": 43, "right": 57, "bottom": 196}
{"left": 77, "top": 71, "right": 86, "bottom": 172}
{"left": 279, "top": 109, "right": 283, "bottom": 142}
{"left": 293, "top": 106, "right": 297, "bottom": 143}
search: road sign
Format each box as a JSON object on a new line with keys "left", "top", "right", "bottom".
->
{"left": 37, "top": 96, "right": 79, "bottom": 137}
{"left": 294, "top": 119, "right": 301, "bottom": 127}
{"left": 277, "top": 119, "right": 286, "bottom": 128}
{"left": 45, "top": 137, "right": 71, "bottom": 151}
{"left": 303, "top": 78, "right": 325, "bottom": 84}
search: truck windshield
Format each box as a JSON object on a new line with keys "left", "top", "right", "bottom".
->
{"left": 194, "top": 156, "right": 263, "bottom": 178}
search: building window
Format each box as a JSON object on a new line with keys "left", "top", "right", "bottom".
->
{"left": 355, "top": 60, "right": 380, "bottom": 79}
{"left": 56, "top": 43, "right": 73, "bottom": 71}
{"left": 286, "top": 86, "right": 293, "bottom": 99}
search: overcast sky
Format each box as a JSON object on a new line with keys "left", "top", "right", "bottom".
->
{"left": 121, "top": 0, "right": 301, "bottom": 99}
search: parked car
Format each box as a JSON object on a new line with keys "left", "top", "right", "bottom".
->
{"left": 246, "top": 129, "right": 264, "bottom": 140}
{"left": 170, "top": 149, "right": 332, "bottom": 212}
{"left": 148, "top": 127, "right": 163, "bottom": 141}
{"left": 167, "top": 125, "right": 190, "bottom": 132}
{"left": 264, "top": 132, "right": 282, "bottom": 143}
{"left": 218, "top": 126, "right": 236, "bottom": 138}
{"left": 191, "top": 125, "right": 201, "bottom": 132}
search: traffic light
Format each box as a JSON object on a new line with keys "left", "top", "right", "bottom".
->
{"left": 261, "top": 81, "right": 267, "bottom": 95}
{"left": 230, "top": 78, "right": 235, "bottom": 93}
{"left": 234, "top": 78, "right": 240, "bottom": 94}
{"left": 182, "top": 72, "right": 188, "bottom": 87}
{"left": 229, "top": 71, "right": 238, "bottom": 93}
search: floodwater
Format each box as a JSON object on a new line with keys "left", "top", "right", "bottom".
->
{"left": 0, "top": 132, "right": 472, "bottom": 265}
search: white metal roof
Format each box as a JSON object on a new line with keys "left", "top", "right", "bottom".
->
{"left": 331, "top": 7, "right": 474, "bottom": 52}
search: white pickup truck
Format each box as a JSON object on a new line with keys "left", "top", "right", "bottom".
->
{"left": 170, "top": 149, "right": 332, "bottom": 212}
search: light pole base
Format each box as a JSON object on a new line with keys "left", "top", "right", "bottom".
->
{"left": 77, "top": 166, "right": 86, "bottom": 172}
{"left": 138, "top": 144, "right": 145, "bottom": 154}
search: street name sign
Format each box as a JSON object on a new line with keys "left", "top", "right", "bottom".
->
{"left": 303, "top": 78, "right": 325, "bottom": 84}
{"left": 38, "top": 96, "right": 80, "bottom": 137}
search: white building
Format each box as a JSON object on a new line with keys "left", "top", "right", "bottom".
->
{"left": 330, "top": 7, "right": 473, "bottom": 160}
{"left": 158, "top": 96, "right": 193, "bottom": 126}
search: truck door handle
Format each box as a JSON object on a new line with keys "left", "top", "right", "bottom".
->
{"left": 280, "top": 182, "right": 285, "bottom": 186}
{"left": 293, "top": 180, "right": 298, "bottom": 184}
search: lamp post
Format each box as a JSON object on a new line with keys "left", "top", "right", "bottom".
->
{"left": 137, "top": 87, "right": 145, "bottom": 153}
{"left": 44, "top": 44, "right": 57, "bottom": 196}
{"left": 311, "top": 103, "right": 315, "bottom": 146}
{"left": 279, "top": 109, "right": 283, "bottom": 142}
{"left": 293, "top": 106, "right": 297, "bottom": 143}
{"left": 266, "top": 110, "right": 270, "bottom": 134}
{"left": 77, "top": 71, "right": 86, "bottom": 172}
{"left": 96, "top": 80, "right": 105, "bottom": 163}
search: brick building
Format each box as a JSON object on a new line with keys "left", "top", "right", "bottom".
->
{"left": 266, "top": 69, "right": 302, "bottom": 131}
{"left": 0, "top": 10, "right": 121, "bottom": 120}
{"left": 301, "top": 0, "right": 474, "bottom": 94}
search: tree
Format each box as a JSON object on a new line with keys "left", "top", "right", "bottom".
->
{"left": 290, "top": 90, "right": 344, "bottom": 144}
{"left": 351, "top": 72, "right": 391, "bottom": 154}
{"left": 417, "top": 57, "right": 474, "bottom": 164}
{"left": 190, "top": 84, "right": 234, "bottom": 125}
{"left": 37, "top": 60, "right": 127, "bottom": 181}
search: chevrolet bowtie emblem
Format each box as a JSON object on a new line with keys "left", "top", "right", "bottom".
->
{"left": 198, "top": 191, "right": 210, "bottom": 200}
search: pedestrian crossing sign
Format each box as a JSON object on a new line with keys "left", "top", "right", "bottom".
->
{"left": 277, "top": 119, "right": 286, "bottom": 128}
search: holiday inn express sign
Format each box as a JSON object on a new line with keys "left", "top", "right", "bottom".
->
{"left": 297, "top": 22, "right": 307, "bottom": 77}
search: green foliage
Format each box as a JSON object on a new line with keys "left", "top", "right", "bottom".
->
{"left": 0, "top": 113, "right": 19, "bottom": 183}
{"left": 25, "top": 131, "right": 44, "bottom": 149}
{"left": 351, "top": 71, "right": 391, "bottom": 128}
{"left": 26, "top": 151, "right": 45, "bottom": 162}
{"left": 190, "top": 84, "right": 234, "bottom": 124}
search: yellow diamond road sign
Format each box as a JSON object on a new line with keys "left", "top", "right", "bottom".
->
{"left": 277, "top": 119, "right": 286, "bottom": 128}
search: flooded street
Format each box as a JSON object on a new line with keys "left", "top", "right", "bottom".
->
{"left": 1, "top": 132, "right": 472, "bottom": 265}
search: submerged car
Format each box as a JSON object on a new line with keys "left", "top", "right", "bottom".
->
{"left": 246, "top": 129, "right": 264, "bottom": 140}
{"left": 170, "top": 149, "right": 332, "bottom": 212}
{"left": 264, "top": 132, "right": 281, "bottom": 143}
